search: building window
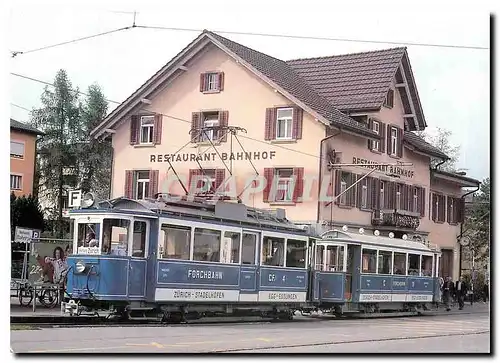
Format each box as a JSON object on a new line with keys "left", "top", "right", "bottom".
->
{"left": 340, "top": 174, "right": 348, "bottom": 205}
{"left": 207, "top": 73, "right": 219, "bottom": 91}
{"left": 276, "top": 108, "right": 293, "bottom": 139}
{"left": 370, "top": 121, "right": 380, "bottom": 151}
{"left": 140, "top": 116, "right": 155, "bottom": 144}
{"left": 384, "top": 89, "right": 394, "bottom": 108}
{"left": 413, "top": 187, "right": 419, "bottom": 213}
{"left": 379, "top": 181, "right": 385, "bottom": 209}
{"left": 200, "top": 72, "right": 224, "bottom": 93}
{"left": 135, "top": 171, "right": 150, "bottom": 200}
{"left": 395, "top": 184, "right": 402, "bottom": 210}
{"left": 10, "top": 141, "right": 25, "bottom": 159}
{"left": 274, "top": 168, "right": 294, "bottom": 202}
{"left": 390, "top": 127, "right": 398, "bottom": 155}
{"left": 432, "top": 193, "right": 446, "bottom": 222}
{"left": 201, "top": 112, "right": 220, "bottom": 142}
{"left": 10, "top": 174, "right": 22, "bottom": 190}
{"left": 361, "top": 179, "right": 368, "bottom": 209}
{"left": 200, "top": 169, "right": 217, "bottom": 193}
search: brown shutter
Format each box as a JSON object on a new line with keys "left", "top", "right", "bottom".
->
{"left": 200, "top": 73, "right": 206, "bottom": 92}
{"left": 265, "top": 108, "right": 276, "bottom": 141}
{"left": 348, "top": 173, "right": 356, "bottom": 207}
{"left": 371, "top": 178, "right": 379, "bottom": 210}
{"left": 149, "top": 170, "right": 159, "bottom": 198}
{"left": 130, "top": 115, "right": 139, "bottom": 145}
{"left": 153, "top": 114, "right": 162, "bottom": 145}
{"left": 397, "top": 127, "right": 403, "bottom": 158}
{"left": 386, "top": 124, "right": 392, "bottom": 155}
{"left": 357, "top": 175, "right": 362, "bottom": 208}
{"left": 191, "top": 112, "right": 202, "bottom": 142}
{"left": 419, "top": 187, "right": 426, "bottom": 217}
{"left": 440, "top": 195, "right": 446, "bottom": 222}
{"left": 388, "top": 182, "right": 396, "bottom": 210}
{"left": 124, "top": 170, "right": 134, "bottom": 199}
{"left": 263, "top": 168, "right": 274, "bottom": 202}
{"left": 457, "top": 198, "right": 465, "bottom": 223}
{"left": 219, "top": 111, "right": 229, "bottom": 142}
{"left": 446, "top": 196, "right": 451, "bottom": 223}
{"left": 367, "top": 119, "right": 373, "bottom": 150}
{"left": 431, "top": 193, "right": 437, "bottom": 221}
{"left": 215, "top": 169, "right": 225, "bottom": 191}
{"left": 218, "top": 72, "right": 224, "bottom": 91}
{"left": 380, "top": 122, "right": 386, "bottom": 153}
{"left": 367, "top": 177, "right": 373, "bottom": 209}
{"left": 335, "top": 170, "right": 341, "bottom": 204}
{"left": 292, "top": 107, "right": 303, "bottom": 140}
{"left": 408, "top": 186, "right": 414, "bottom": 212}
{"left": 188, "top": 169, "right": 196, "bottom": 191}
{"left": 292, "top": 167, "right": 304, "bottom": 203}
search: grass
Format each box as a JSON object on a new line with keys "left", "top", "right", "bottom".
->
{"left": 10, "top": 325, "right": 40, "bottom": 331}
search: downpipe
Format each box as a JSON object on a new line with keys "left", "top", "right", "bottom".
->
{"left": 457, "top": 184, "right": 480, "bottom": 275}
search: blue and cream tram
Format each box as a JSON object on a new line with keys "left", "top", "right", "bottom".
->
{"left": 310, "top": 228, "right": 441, "bottom": 315}
{"left": 64, "top": 194, "right": 313, "bottom": 321}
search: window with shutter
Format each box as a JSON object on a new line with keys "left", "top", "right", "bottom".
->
{"left": 273, "top": 168, "right": 294, "bottom": 202}
{"left": 395, "top": 184, "right": 402, "bottom": 210}
{"left": 135, "top": 171, "right": 151, "bottom": 200}
{"left": 348, "top": 173, "right": 357, "bottom": 207}
{"left": 218, "top": 111, "right": 229, "bottom": 142}
{"left": 379, "top": 181, "right": 385, "bottom": 209}
{"left": 338, "top": 172, "right": 348, "bottom": 206}
{"left": 200, "top": 72, "right": 224, "bottom": 93}
{"left": 419, "top": 188, "right": 426, "bottom": 217}
{"left": 368, "top": 119, "right": 381, "bottom": 152}
{"left": 291, "top": 107, "right": 303, "bottom": 140}
{"left": 130, "top": 115, "right": 140, "bottom": 145}
{"left": 191, "top": 112, "right": 202, "bottom": 142}
{"left": 264, "top": 108, "right": 277, "bottom": 141}
{"left": 139, "top": 115, "right": 155, "bottom": 144}
{"left": 149, "top": 170, "right": 159, "bottom": 197}
{"left": 10, "top": 141, "right": 25, "bottom": 158}
{"left": 432, "top": 193, "right": 438, "bottom": 221}
{"left": 276, "top": 108, "right": 293, "bottom": 140}
{"left": 124, "top": 170, "right": 134, "bottom": 198}
{"left": 153, "top": 114, "right": 162, "bottom": 145}
{"left": 371, "top": 178, "right": 380, "bottom": 210}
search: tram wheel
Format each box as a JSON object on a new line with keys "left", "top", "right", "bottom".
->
{"left": 18, "top": 286, "right": 33, "bottom": 307}
{"left": 40, "top": 289, "right": 59, "bottom": 308}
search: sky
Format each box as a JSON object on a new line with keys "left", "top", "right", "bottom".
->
{"left": 6, "top": 0, "right": 492, "bottom": 182}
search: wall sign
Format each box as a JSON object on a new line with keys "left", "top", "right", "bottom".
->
{"left": 150, "top": 150, "right": 277, "bottom": 163}
{"left": 352, "top": 157, "right": 414, "bottom": 178}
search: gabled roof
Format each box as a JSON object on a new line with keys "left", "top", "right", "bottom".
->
{"left": 91, "top": 30, "right": 378, "bottom": 140}
{"left": 10, "top": 118, "right": 44, "bottom": 136}
{"left": 404, "top": 131, "right": 449, "bottom": 160}
{"left": 287, "top": 47, "right": 427, "bottom": 130}
{"left": 431, "top": 169, "right": 481, "bottom": 188}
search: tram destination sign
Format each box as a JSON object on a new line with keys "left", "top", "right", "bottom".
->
{"left": 352, "top": 157, "right": 414, "bottom": 178}
{"left": 150, "top": 150, "right": 276, "bottom": 163}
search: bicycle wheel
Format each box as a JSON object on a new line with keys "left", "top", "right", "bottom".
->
{"left": 18, "top": 286, "right": 33, "bottom": 307}
{"left": 40, "top": 289, "right": 59, "bottom": 308}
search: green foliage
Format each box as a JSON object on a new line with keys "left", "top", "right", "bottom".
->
{"left": 464, "top": 177, "right": 490, "bottom": 263}
{"left": 413, "top": 127, "right": 460, "bottom": 171}
{"left": 10, "top": 192, "right": 45, "bottom": 241}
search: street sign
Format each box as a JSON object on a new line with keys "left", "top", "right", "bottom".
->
{"left": 68, "top": 190, "right": 82, "bottom": 208}
{"left": 14, "top": 227, "right": 41, "bottom": 243}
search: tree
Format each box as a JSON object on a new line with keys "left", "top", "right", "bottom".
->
{"left": 464, "top": 177, "right": 490, "bottom": 263}
{"left": 413, "top": 127, "right": 460, "bottom": 171}
{"left": 79, "top": 84, "right": 112, "bottom": 197}
{"left": 10, "top": 193, "right": 45, "bottom": 241}
{"left": 30, "top": 69, "right": 82, "bottom": 238}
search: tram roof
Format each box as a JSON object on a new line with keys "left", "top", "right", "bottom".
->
{"left": 318, "top": 230, "right": 435, "bottom": 252}
{"left": 72, "top": 196, "right": 308, "bottom": 234}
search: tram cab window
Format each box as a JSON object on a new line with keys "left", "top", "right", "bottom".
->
{"left": 377, "top": 250, "right": 392, "bottom": 274}
{"left": 361, "top": 249, "right": 377, "bottom": 273}
{"left": 408, "top": 254, "right": 420, "bottom": 275}
{"left": 241, "top": 233, "right": 257, "bottom": 265}
{"left": 286, "top": 239, "right": 306, "bottom": 268}
{"left": 326, "top": 245, "right": 343, "bottom": 271}
{"left": 132, "top": 221, "right": 147, "bottom": 257}
{"left": 77, "top": 223, "right": 100, "bottom": 254}
{"left": 421, "top": 255, "right": 433, "bottom": 276}
{"left": 103, "top": 219, "right": 130, "bottom": 256}
{"left": 159, "top": 224, "right": 191, "bottom": 260}
{"left": 315, "top": 245, "right": 325, "bottom": 271}
{"left": 393, "top": 252, "right": 406, "bottom": 275}
{"left": 193, "top": 228, "right": 221, "bottom": 262}
{"left": 262, "top": 236, "right": 284, "bottom": 267}
{"left": 222, "top": 232, "right": 240, "bottom": 264}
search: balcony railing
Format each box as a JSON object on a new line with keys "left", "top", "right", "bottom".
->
{"left": 371, "top": 209, "right": 420, "bottom": 230}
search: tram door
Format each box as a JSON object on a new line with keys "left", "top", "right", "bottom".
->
{"left": 128, "top": 219, "right": 149, "bottom": 298}
{"left": 345, "top": 244, "right": 360, "bottom": 301}
{"left": 239, "top": 231, "right": 260, "bottom": 293}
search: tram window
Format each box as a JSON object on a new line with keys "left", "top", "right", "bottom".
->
{"left": 421, "top": 255, "right": 433, "bottom": 276}
{"left": 286, "top": 239, "right": 306, "bottom": 268}
{"left": 193, "top": 228, "right": 221, "bottom": 262}
{"left": 159, "top": 225, "right": 191, "bottom": 260}
{"left": 262, "top": 236, "right": 285, "bottom": 267}
{"left": 103, "top": 219, "right": 130, "bottom": 256}
{"left": 315, "top": 245, "right": 325, "bottom": 271}
{"left": 408, "top": 254, "right": 420, "bottom": 275}
{"left": 241, "top": 233, "right": 257, "bottom": 265}
{"left": 377, "top": 250, "right": 392, "bottom": 274}
{"left": 326, "top": 245, "right": 343, "bottom": 271}
{"left": 361, "top": 249, "right": 377, "bottom": 273}
{"left": 222, "top": 232, "right": 240, "bottom": 264}
{"left": 132, "top": 221, "right": 147, "bottom": 257}
{"left": 393, "top": 252, "right": 406, "bottom": 275}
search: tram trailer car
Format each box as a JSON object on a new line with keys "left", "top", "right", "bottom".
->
{"left": 64, "top": 194, "right": 314, "bottom": 321}
{"left": 63, "top": 194, "right": 441, "bottom": 321}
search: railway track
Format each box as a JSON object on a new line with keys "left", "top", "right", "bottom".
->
{"left": 10, "top": 309, "right": 487, "bottom": 328}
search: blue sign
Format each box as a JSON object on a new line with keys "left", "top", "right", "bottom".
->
{"left": 259, "top": 267, "right": 307, "bottom": 290}
{"left": 157, "top": 261, "right": 240, "bottom": 287}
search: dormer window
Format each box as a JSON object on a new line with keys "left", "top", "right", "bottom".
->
{"left": 384, "top": 89, "right": 394, "bottom": 108}
{"left": 200, "top": 72, "right": 224, "bottom": 93}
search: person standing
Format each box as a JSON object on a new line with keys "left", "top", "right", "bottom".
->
{"left": 443, "top": 276, "right": 454, "bottom": 311}
{"left": 455, "top": 276, "right": 467, "bottom": 310}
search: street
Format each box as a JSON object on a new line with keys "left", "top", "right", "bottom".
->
{"left": 11, "top": 311, "right": 490, "bottom": 353}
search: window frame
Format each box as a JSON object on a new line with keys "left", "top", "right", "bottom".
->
{"left": 131, "top": 219, "right": 150, "bottom": 258}
{"left": 261, "top": 231, "right": 308, "bottom": 269}
{"left": 276, "top": 108, "right": 293, "bottom": 140}
{"left": 371, "top": 120, "right": 380, "bottom": 151}
{"left": 413, "top": 187, "right": 419, "bottom": 213}
{"left": 390, "top": 126, "right": 398, "bottom": 155}
{"left": 10, "top": 174, "right": 23, "bottom": 190}
{"left": 384, "top": 89, "right": 394, "bottom": 108}
{"left": 339, "top": 174, "right": 348, "bottom": 206}
{"left": 379, "top": 181, "right": 385, "bottom": 209}
{"left": 361, "top": 248, "right": 378, "bottom": 274}
{"left": 158, "top": 224, "right": 192, "bottom": 261}
{"left": 361, "top": 179, "right": 368, "bottom": 209}
{"left": 274, "top": 168, "right": 294, "bottom": 203}
{"left": 135, "top": 171, "right": 150, "bottom": 200}
{"left": 139, "top": 115, "right": 155, "bottom": 144}
{"left": 201, "top": 113, "right": 220, "bottom": 142}
{"left": 377, "top": 250, "right": 393, "bottom": 275}
{"left": 395, "top": 184, "right": 402, "bottom": 210}
{"left": 10, "top": 140, "right": 25, "bottom": 159}
{"left": 206, "top": 72, "right": 220, "bottom": 92}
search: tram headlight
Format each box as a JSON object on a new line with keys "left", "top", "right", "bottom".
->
{"left": 75, "top": 260, "right": 86, "bottom": 273}
{"left": 81, "top": 192, "right": 95, "bottom": 208}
